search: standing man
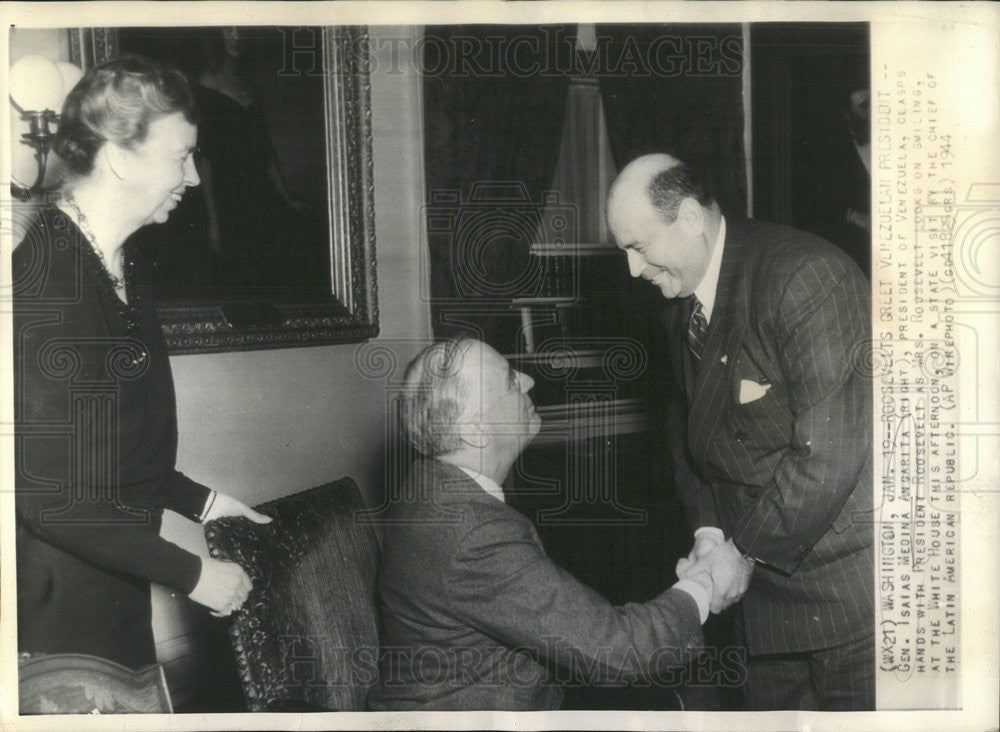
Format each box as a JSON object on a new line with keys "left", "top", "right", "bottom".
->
{"left": 607, "top": 154, "right": 874, "bottom": 710}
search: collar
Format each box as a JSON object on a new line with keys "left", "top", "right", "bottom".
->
{"left": 457, "top": 466, "right": 506, "bottom": 504}
{"left": 693, "top": 215, "right": 726, "bottom": 323}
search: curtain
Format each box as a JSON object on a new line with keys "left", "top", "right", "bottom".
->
{"left": 423, "top": 25, "right": 572, "bottom": 352}
{"left": 597, "top": 24, "right": 747, "bottom": 218}
{"left": 750, "top": 23, "right": 871, "bottom": 277}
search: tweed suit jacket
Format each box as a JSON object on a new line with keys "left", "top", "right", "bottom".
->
{"left": 665, "top": 215, "right": 874, "bottom": 655}
{"left": 369, "top": 459, "right": 704, "bottom": 711}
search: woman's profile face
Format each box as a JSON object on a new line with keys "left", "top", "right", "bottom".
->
{"left": 119, "top": 112, "right": 200, "bottom": 227}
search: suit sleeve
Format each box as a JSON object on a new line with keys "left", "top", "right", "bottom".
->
{"left": 731, "top": 256, "right": 871, "bottom": 574}
{"left": 448, "top": 514, "right": 704, "bottom": 683}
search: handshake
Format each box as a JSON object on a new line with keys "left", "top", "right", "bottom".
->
{"left": 676, "top": 533, "right": 755, "bottom": 614}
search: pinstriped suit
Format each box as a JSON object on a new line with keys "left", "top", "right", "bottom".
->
{"left": 665, "top": 216, "right": 874, "bottom": 662}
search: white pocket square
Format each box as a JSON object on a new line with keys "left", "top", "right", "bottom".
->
{"left": 739, "top": 379, "right": 771, "bottom": 404}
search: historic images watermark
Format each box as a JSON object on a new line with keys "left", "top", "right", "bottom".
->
{"left": 274, "top": 26, "right": 743, "bottom": 79}
{"left": 275, "top": 634, "right": 747, "bottom": 691}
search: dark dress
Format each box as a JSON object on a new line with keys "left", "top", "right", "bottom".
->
{"left": 13, "top": 207, "right": 210, "bottom": 669}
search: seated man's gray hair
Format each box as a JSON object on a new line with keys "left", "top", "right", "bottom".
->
{"left": 400, "top": 337, "right": 478, "bottom": 457}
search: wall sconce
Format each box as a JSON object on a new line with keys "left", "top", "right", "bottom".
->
{"left": 9, "top": 54, "right": 82, "bottom": 198}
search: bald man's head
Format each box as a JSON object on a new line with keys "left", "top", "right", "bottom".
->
{"left": 608, "top": 154, "right": 714, "bottom": 230}
{"left": 607, "top": 154, "right": 680, "bottom": 228}
{"left": 606, "top": 154, "right": 719, "bottom": 300}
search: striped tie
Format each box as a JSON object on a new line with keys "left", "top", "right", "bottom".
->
{"left": 687, "top": 296, "right": 709, "bottom": 367}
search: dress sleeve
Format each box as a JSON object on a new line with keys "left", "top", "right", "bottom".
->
{"left": 15, "top": 490, "right": 204, "bottom": 595}
{"left": 15, "top": 365, "right": 204, "bottom": 594}
{"left": 159, "top": 471, "right": 213, "bottom": 522}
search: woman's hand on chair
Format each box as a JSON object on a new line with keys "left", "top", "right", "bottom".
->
{"left": 189, "top": 556, "right": 253, "bottom": 617}
{"left": 203, "top": 491, "right": 272, "bottom": 525}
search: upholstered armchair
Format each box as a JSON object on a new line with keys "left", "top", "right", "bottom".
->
{"left": 18, "top": 653, "right": 173, "bottom": 714}
{"left": 204, "top": 478, "right": 380, "bottom": 712}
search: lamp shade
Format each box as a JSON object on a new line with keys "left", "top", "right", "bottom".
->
{"left": 56, "top": 61, "right": 84, "bottom": 99}
{"left": 10, "top": 55, "right": 65, "bottom": 112}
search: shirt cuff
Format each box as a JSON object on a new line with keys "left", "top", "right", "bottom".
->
{"left": 672, "top": 578, "right": 711, "bottom": 623}
{"left": 694, "top": 526, "right": 725, "bottom": 544}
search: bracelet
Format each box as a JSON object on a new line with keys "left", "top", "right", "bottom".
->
{"left": 198, "top": 490, "right": 218, "bottom": 524}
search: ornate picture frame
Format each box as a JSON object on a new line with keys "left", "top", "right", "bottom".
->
{"left": 73, "top": 26, "right": 378, "bottom": 354}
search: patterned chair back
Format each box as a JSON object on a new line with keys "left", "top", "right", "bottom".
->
{"left": 205, "top": 478, "right": 380, "bottom": 711}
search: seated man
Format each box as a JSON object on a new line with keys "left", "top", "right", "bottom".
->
{"left": 368, "top": 337, "right": 714, "bottom": 711}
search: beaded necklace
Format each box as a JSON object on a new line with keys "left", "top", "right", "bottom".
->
{"left": 58, "top": 198, "right": 146, "bottom": 351}
{"left": 62, "top": 194, "right": 126, "bottom": 291}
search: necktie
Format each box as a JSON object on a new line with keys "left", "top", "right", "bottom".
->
{"left": 687, "top": 296, "right": 709, "bottom": 367}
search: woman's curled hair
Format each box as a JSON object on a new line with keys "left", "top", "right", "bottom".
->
{"left": 53, "top": 53, "right": 197, "bottom": 176}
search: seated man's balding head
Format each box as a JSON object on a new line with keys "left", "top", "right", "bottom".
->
{"left": 400, "top": 338, "right": 540, "bottom": 480}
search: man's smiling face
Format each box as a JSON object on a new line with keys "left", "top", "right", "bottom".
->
{"left": 608, "top": 192, "right": 712, "bottom": 300}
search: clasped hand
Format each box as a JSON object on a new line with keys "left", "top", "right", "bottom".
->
{"left": 189, "top": 491, "right": 271, "bottom": 616}
{"left": 676, "top": 536, "right": 754, "bottom": 614}
{"left": 189, "top": 557, "right": 253, "bottom": 617}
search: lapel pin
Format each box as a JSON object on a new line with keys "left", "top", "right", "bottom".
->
{"left": 720, "top": 355, "right": 728, "bottom": 365}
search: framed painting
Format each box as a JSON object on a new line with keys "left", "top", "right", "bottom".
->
{"left": 73, "top": 25, "right": 378, "bottom": 353}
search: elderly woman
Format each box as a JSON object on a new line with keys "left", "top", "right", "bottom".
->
{"left": 13, "top": 54, "right": 270, "bottom": 670}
